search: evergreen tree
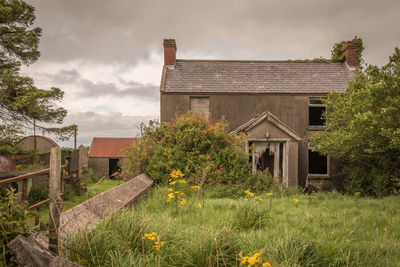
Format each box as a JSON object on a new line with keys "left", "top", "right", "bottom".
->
{"left": 0, "top": 0, "right": 75, "bottom": 155}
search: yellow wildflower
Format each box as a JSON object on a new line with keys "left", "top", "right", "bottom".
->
{"left": 262, "top": 262, "right": 272, "bottom": 267}
{"left": 266, "top": 192, "right": 273, "bottom": 196}
{"left": 248, "top": 252, "right": 262, "bottom": 265}
{"left": 244, "top": 189, "right": 255, "bottom": 197}
{"left": 191, "top": 186, "right": 201, "bottom": 189}
{"left": 178, "top": 179, "right": 186, "bottom": 184}
{"left": 153, "top": 241, "right": 165, "bottom": 251}
{"left": 355, "top": 192, "right": 360, "bottom": 196}
{"left": 293, "top": 198, "right": 299, "bottom": 204}
{"left": 180, "top": 198, "right": 187, "bottom": 206}
{"left": 168, "top": 188, "right": 173, "bottom": 192}
{"left": 254, "top": 196, "right": 262, "bottom": 201}
{"left": 195, "top": 203, "right": 202, "bottom": 209}
{"left": 240, "top": 256, "right": 249, "bottom": 265}
{"left": 169, "top": 181, "right": 177, "bottom": 185}
{"left": 142, "top": 232, "right": 157, "bottom": 240}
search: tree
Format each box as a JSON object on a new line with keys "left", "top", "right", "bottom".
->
{"left": 312, "top": 48, "right": 400, "bottom": 196}
{"left": 0, "top": 0, "right": 75, "bottom": 155}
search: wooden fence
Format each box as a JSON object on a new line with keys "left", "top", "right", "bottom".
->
{"left": 0, "top": 147, "right": 80, "bottom": 254}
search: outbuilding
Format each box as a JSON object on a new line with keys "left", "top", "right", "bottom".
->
{"left": 88, "top": 137, "right": 136, "bottom": 177}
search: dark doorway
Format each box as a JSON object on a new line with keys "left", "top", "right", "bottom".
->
{"left": 259, "top": 149, "right": 274, "bottom": 176}
{"left": 109, "top": 158, "right": 120, "bottom": 178}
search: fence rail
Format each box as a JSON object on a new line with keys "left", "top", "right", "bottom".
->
{"left": 0, "top": 164, "right": 70, "bottom": 226}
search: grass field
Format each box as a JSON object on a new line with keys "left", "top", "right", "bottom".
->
{"left": 28, "top": 179, "right": 123, "bottom": 227}
{"left": 66, "top": 185, "right": 400, "bottom": 266}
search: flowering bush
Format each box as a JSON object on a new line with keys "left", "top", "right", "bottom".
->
{"left": 123, "top": 112, "right": 251, "bottom": 186}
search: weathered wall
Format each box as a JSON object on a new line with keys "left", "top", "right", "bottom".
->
{"left": 0, "top": 156, "right": 15, "bottom": 172}
{"left": 88, "top": 157, "right": 109, "bottom": 177}
{"left": 161, "top": 92, "right": 335, "bottom": 187}
{"left": 19, "top": 136, "right": 58, "bottom": 155}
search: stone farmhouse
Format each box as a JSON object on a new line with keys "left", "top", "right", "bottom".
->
{"left": 160, "top": 39, "right": 359, "bottom": 189}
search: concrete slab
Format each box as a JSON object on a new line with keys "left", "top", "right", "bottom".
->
{"left": 60, "top": 173, "right": 153, "bottom": 236}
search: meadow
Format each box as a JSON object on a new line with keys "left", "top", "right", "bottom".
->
{"left": 66, "top": 184, "right": 400, "bottom": 266}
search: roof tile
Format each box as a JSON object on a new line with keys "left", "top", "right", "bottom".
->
{"left": 164, "top": 60, "right": 358, "bottom": 93}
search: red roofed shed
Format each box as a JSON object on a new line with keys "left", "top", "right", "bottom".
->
{"left": 88, "top": 137, "right": 137, "bottom": 177}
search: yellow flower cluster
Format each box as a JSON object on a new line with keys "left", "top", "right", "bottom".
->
{"left": 244, "top": 190, "right": 255, "bottom": 197}
{"left": 142, "top": 232, "right": 157, "bottom": 241}
{"left": 240, "top": 252, "right": 271, "bottom": 266}
{"left": 166, "top": 190, "right": 186, "bottom": 206}
{"left": 191, "top": 185, "right": 201, "bottom": 189}
{"left": 355, "top": 192, "right": 360, "bottom": 196}
{"left": 142, "top": 232, "right": 165, "bottom": 251}
{"left": 293, "top": 198, "right": 299, "bottom": 204}
{"left": 195, "top": 203, "right": 202, "bottom": 209}
{"left": 153, "top": 241, "right": 165, "bottom": 251}
{"left": 170, "top": 170, "right": 184, "bottom": 179}
{"left": 245, "top": 190, "right": 262, "bottom": 200}
{"left": 266, "top": 192, "right": 273, "bottom": 196}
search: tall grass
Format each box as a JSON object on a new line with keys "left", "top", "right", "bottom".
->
{"left": 66, "top": 186, "right": 400, "bottom": 266}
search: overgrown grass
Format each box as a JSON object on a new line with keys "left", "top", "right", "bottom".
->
{"left": 66, "top": 186, "right": 400, "bottom": 266}
{"left": 28, "top": 179, "right": 123, "bottom": 227}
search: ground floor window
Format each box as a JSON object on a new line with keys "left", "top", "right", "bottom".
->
{"left": 308, "top": 148, "right": 327, "bottom": 174}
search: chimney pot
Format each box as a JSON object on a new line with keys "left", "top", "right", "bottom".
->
{"left": 163, "top": 39, "right": 177, "bottom": 66}
{"left": 343, "top": 41, "right": 359, "bottom": 68}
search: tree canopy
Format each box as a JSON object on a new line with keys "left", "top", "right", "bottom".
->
{"left": 312, "top": 48, "right": 400, "bottom": 196}
{"left": 0, "top": 0, "right": 75, "bottom": 155}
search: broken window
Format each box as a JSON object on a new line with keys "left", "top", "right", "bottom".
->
{"left": 308, "top": 147, "right": 328, "bottom": 175}
{"left": 190, "top": 97, "right": 209, "bottom": 120}
{"left": 309, "top": 98, "right": 326, "bottom": 126}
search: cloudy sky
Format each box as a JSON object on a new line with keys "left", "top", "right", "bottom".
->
{"left": 23, "top": 0, "right": 400, "bottom": 147}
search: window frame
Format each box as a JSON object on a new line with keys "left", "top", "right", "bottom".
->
{"left": 307, "top": 144, "right": 329, "bottom": 177}
{"left": 308, "top": 97, "right": 327, "bottom": 129}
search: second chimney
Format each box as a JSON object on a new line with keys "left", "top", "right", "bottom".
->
{"left": 163, "top": 39, "right": 177, "bottom": 66}
{"left": 343, "top": 41, "right": 359, "bottom": 68}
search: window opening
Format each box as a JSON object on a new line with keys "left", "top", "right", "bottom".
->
{"left": 308, "top": 146, "right": 327, "bottom": 175}
{"left": 309, "top": 98, "right": 326, "bottom": 126}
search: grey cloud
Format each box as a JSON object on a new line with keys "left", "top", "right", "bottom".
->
{"left": 59, "top": 111, "right": 157, "bottom": 147}
{"left": 30, "top": 0, "right": 400, "bottom": 66}
{"left": 48, "top": 69, "right": 159, "bottom": 100}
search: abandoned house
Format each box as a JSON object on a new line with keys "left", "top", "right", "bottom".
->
{"left": 160, "top": 39, "right": 359, "bottom": 189}
{"left": 88, "top": 137, "right": 136, "bottom": 177}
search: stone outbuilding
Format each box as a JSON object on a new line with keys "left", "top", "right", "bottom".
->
{"left": 88, "top": 137, "right": 137, "bottom": 177}
{"left": 159, "top": 39, "right": 360, "bottom": 189}
{"left": 18, "top": 135, "right": 58, "bottom": 164}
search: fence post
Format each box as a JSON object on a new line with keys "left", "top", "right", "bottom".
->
{"left": 49, "top": 146, "right": 61, "bottom": 254}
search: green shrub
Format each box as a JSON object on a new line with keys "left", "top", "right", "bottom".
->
{"left": 81, "top": 168, "right": 103, "bottom": 186}
{"left": 27, "top": 185, "right": 48, "bottom": 204}
{"left": 124, "top": 112, "right": 251, "bottom": 186}
{"left": 0, "top": 188, "right": 30, "bottom": 264}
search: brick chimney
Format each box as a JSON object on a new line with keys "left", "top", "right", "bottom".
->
{"left": 343, "top": 41, "right": 359, "bottom": 68}
{"left": 163, "top": 39, "right": 177, "bottom": 66}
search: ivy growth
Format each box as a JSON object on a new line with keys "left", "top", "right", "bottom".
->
{"left": 331, "top": 36, "right": 364, "bottom": 67}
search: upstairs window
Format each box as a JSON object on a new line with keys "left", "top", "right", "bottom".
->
{"left": 309, "top": 98, "right": 326, "bottom": 126}
{"left": 190, "top": 97, "right": 209, "bottom": 120}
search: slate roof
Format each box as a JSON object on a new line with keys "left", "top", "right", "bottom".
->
{"left": 162, "top": 59, "right": 358, "bottom": 94}
{"left": 89, "top": 137, "right": 137, "bottom": 158}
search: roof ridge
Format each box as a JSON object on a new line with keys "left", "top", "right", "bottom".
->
{"left": 176, "top": 59, "right": 340, "bottom": 64}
